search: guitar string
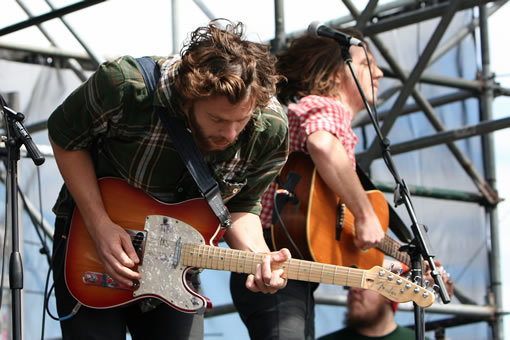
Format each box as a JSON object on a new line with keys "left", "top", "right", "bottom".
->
{"left": 179, "top": 243, "right": 422, "bottom": 285}
{"left": 176, "top": 244, "right": 434, "bottom": 306}
{"left": 146, "top": 238, "right": 414, "bottom": 285}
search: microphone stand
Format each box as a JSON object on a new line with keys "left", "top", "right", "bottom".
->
{"left": 0, "top": 95, "right": 45, "bottom": 340}
{"left": 340, "top": 46, "right": 451, "bottom": 340}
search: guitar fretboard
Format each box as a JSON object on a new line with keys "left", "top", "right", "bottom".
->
{"left": 181, "top": 243, "right": 367, "bottom": 288}
{"left": 377, "top": 235, "right": 411, "bottom": 266}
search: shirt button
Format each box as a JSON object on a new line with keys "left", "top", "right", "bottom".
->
{"left": 233, "top": 188, "right": 239, "bottom": 194}
{"left": 177, "top": 187, "right": 183, "bottom": 193}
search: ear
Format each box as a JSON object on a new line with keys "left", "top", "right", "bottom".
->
{"left": 332, "top": 69, "right": 344, "bottom": 87}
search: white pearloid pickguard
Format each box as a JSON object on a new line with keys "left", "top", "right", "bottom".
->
{"left": 133, "top": 215, "right": 207, "bottom": 313}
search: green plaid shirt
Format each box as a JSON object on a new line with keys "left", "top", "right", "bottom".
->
{"left": 48, "top": 55, "right": 288, "bottom": 219}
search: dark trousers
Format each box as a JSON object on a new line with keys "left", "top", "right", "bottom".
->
{"left": 230, "top": 272, "right": 318, "bottom": 340}
{"left": 52, "top": 217, "right": 203, "bottom": 340}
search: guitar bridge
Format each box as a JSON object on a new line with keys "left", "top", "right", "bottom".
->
{"left": 82, "top": 271, "right": 137, "bottom": 291}
{"left": 336, "top": 203, "right": 346, "bottom": 241}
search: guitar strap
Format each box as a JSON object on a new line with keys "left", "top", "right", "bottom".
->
{"left": 135, "top": 57, "right": 232, "bottom": 229}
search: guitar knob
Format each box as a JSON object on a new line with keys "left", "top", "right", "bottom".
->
{"left": 423, "top": 291, "right": 430, "bottom": 298}
{"left": 387, "top": 275, "right": 394, "bottom": 281}
{"left": 414, "top": 287, "right": 420, "bottom": 294}
{"left": 132, "top": 279, "right": 140, "bottom": 290}
{"left": 396, "top": 279, "right": 403, "bottom": 285}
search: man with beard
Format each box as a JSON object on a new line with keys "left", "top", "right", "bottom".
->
{"left": 48, "top": 19, "right": 290, "bottom": 340}
{"left": 318, "top": 287, "right": 416, "bottom": 340}
{"left": 319, "top": 260, "right": 452, "bottom": 340}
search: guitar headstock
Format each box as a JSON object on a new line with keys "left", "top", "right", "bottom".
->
{"left": 363, "top": 266, "right": 435, "bottom": 308}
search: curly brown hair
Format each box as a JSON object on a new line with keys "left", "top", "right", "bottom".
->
{"left": 174, "top": 19, "right": 280, "bottom": 109}
{"left": 276, "top": 27, "right": 366, "bottom": 105}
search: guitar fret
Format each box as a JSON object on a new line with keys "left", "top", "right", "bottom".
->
{"left": 218, "top": 247, "right": 226, "bottom": 271}
{"left": 236, "top": 249, "right": 243, "bottom": 273}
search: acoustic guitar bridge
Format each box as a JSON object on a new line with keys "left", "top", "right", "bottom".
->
{"left": 336, "top": 203, "right": 346, "bottom": 241}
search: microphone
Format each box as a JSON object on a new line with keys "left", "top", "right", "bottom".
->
{"left": 307, "top": 21, "right": 363, "bottom": 47}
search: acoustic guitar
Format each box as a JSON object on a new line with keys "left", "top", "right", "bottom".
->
{"left": 64, "top": 178, "right": 434, "bottom": 314}
{"left": 271, "top": 152, "right": 411, "bottom": 269}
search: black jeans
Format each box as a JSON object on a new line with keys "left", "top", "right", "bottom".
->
{"left": 52, "top": 217, "right": 203, "bottom": 340}
{"left": 230, "top": 272, "right": 318, "bottom": 340}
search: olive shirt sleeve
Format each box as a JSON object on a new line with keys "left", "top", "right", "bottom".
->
{"left": 47, "top": 57, "right": 141, "bottom": 150}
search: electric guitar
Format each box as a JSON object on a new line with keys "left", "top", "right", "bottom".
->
{"left": 65, "top": 178, "right": 435, "bottom": 314}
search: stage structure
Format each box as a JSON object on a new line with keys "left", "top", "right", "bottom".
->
{"left": 0, "top": 0, "right": 509, "bottom": 339}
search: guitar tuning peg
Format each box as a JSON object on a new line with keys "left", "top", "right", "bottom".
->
{"left": 397, "top": 267, "right": 404, "bottom": 275}
{"left": 389, "top": 263, "right": 395, "bottom": 272}
{"left": 413, "top": 276, "right": 422, "bottom": 285}
{"left": 432, "top": 285, "right": 440, "bottom": 299}
{"left": 423, "top": 280, "right": 430, "bottom": 288}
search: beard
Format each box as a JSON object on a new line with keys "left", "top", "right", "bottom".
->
{"left": 187, "top": 108, "right": 234, "bottom": 153}
{"left": 344, "top": 301, "right": 388, "bottom": 330}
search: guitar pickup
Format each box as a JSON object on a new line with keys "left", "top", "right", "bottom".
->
{"left": 126, "top": 229, "right": 147, "bottom": 265}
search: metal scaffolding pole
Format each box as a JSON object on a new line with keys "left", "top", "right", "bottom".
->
{"left": 0, "top": 0, "right": 106, "bottom": 37}
{"left": 272, "top": 0, "right": 286, "bottom": 52}
{"left": 171, "top": 0, "right": 181, "bottom": 54}
{"left": 354, "top": 1, "right": 500, "bottom": 205}
{"left": 478, "top": 4, "right": 504, "bottom": 339}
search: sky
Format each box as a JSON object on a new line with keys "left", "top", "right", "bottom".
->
{"left": 1, "top": 0, "right": 510, "bottom": 338}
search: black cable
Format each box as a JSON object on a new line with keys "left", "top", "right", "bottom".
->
{"left": 35, "top": 167, "right": 50, "bottom": 340}
{"left": 43, "top": 235, "right": 78, "bottom": 323}
{"left": 0, "top": 190, "right": 8, "bottom": 310}
{"left": 272, "top": 190, "right": 304, "bottom": 260}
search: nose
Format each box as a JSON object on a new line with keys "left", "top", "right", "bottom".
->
{"left": 374, "top": 64, "right": 384, "bottom": 79}
{"left": 220, "top": 122, "right": 240, "bottom": 142}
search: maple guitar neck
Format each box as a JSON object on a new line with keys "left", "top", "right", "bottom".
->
{"left": 176, "top": 240, "right": 434, "bottom": 308}
{"left": 183, "top": 243, "right": 369, "bottom": 287}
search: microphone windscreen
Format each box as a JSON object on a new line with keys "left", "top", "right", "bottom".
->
{"left": 307, "top": 21, "right": 322, "bottom": 37}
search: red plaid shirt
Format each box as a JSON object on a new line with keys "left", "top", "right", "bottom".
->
{"left": 260, "top": 95, "right": 358, "bottom": 229}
